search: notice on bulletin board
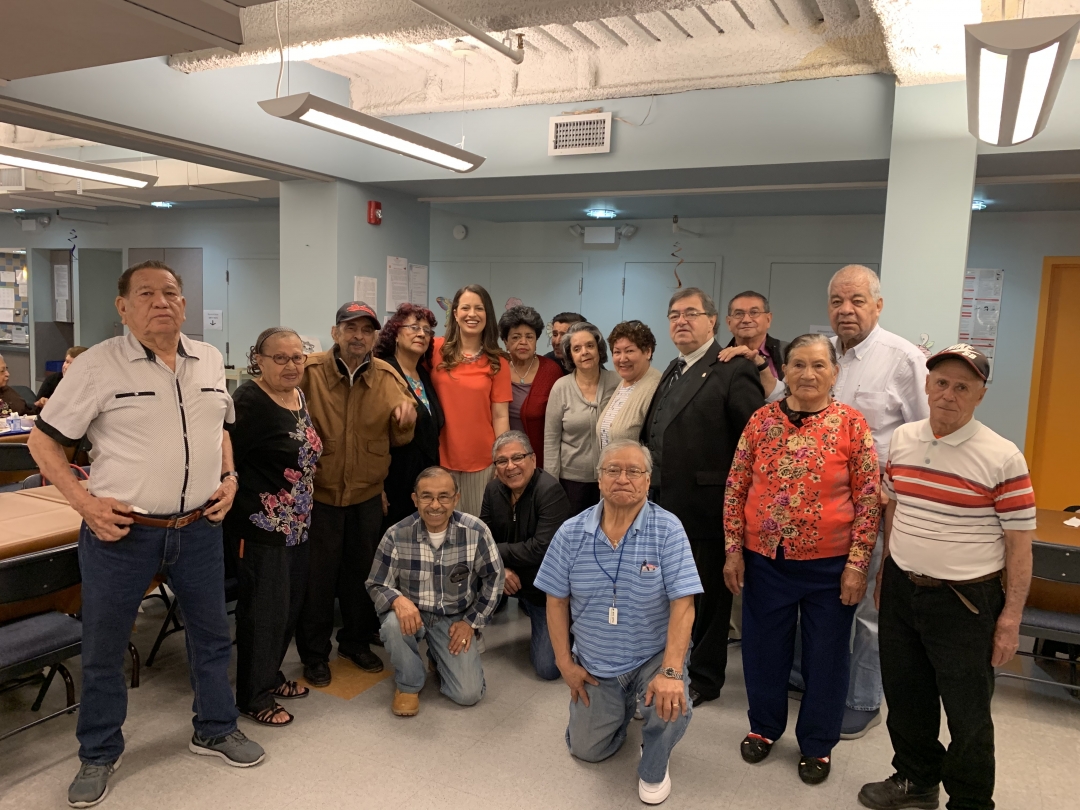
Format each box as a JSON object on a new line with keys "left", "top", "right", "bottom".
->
{"left": 958, "top": 268, "right": 1003, "bottom": 382}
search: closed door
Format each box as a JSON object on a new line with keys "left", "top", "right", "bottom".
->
{"left": 227, "top": 259, "right": 280, "bottom": 368}
{"left": 77, "top": 249, "right": 123, "bottom": 348}
{"left": 768, "top": 262, "right": 880, "bottom": 342}
{"left": 1027, "top": 260, "right": 1080, "bottom": 509}
{"left": 623, "top": 262, "right": 717, "bottom": 370}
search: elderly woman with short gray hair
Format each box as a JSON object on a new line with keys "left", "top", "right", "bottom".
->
{"left": 544, "top": 322, "right": 619, "bottom": 516}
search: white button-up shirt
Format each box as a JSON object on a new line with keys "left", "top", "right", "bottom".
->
{"left": 830, "top": 325, "right": 930, "bottom": 469}
{"left": 38, "top": 333, "right": 234, "bottom": 515}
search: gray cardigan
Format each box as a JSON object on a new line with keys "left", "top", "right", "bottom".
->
{"left": 595, "top": 366, "right": 662, "bottom": 449}
{"left": 543, "top": 369, "right": 619, "bottom": 482}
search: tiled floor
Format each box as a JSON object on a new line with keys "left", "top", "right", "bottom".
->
{"left": 2, "top": 600, "right": 1078, "bottom": 810}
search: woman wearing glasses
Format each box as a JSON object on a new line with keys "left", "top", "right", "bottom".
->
{"left": 596, "top": 321, "right": 662, "bottom": 451}
{"left": 225, "top": 327, "right": 323, "bottom": 727}
{"left": 497, "top": 305, "right": 563, "bottom": 469}
{"left": 375, "top": 303, "right": 446, "bottom": 528}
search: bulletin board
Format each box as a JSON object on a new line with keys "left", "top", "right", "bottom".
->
{"left": 0, "top": 252, "right": 30, "bottom": 346}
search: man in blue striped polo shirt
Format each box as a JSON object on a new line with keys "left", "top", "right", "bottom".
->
{"left": 536, "top": 440, "right": 702, "bottom": 806}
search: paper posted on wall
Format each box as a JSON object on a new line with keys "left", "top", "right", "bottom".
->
{"left": 408, "top": 264, "right": 428, "bottom": 307}
{"left": 958, "top": 268, "right": 1003, "bottom": 383}
{"left": 354, "top": 275, "right": 378, "bottom": 306}
{"left": 386, "top": 256, "right": 410, "bottom": 313}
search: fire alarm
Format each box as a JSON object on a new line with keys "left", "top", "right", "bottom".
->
{"left": 367, "top": 200, "right": 383, "bottom": 225}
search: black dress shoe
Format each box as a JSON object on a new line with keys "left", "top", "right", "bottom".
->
{"left": 341, "top": 647, "right": 384, "bottom": 673}
{"left": 303, "top": 661, "right": 331, "bottom": 687}
{"left": 858, "top": 774, "right": 940, "bottom": 809}
{"left": 798, "top": 756, "right": 831, "bottom": 785}
{"left": 688, "top": 687, "right": 716, "bottom": 707}
{"left": 740, "top": 733, "right": 773, "bottom": 764}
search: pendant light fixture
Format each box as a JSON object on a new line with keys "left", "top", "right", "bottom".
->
{"left": 0, "top": 145, "right": 157, "bottom": 188}
{"left": 965, "top": 14, "right": 1080, "bottom": 147}
{"left": 258, "top": 92, "right": 485, "bottom": 173}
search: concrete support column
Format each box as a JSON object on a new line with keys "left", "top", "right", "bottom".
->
{"left": 879, "top": 82, "right": 977, "bottom": 350}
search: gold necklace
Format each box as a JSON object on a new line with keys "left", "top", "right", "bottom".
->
{"left": 259, "top": 379, "right": 300, "bottom": 412}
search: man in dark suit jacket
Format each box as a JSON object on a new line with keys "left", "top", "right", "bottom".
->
{"left": 640, "top": 287, "right": 765, "bottom": 705}
{"left": 718, "top": 290, "right": 789, "bottom": 402}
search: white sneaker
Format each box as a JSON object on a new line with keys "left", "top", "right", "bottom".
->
{"left": 638, "top": 768, "right": 671, "bottom": 804}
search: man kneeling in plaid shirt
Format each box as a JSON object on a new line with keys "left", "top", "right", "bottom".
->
{"left": 366, "top": 466, "right": 504, "bottom": 716}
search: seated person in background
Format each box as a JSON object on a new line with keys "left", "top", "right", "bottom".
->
{"left": 366, "top": 467, "right": 504, "bottom": 716}
{"left": 35, "top": 345, "right": 88, "bottom": 409}
{"left": 536, "top": 440, "right": 703, "bottom": 806}
{"left": 480, "top": 430, "right": 570, "bottom": 680}
{"left": 0, "top": 353, "right": 35, "bottom": 416}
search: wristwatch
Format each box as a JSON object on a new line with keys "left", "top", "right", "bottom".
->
{"left": 220, "top": 471, "right": 239, "bottom": 484}
{"left": 661, "top": 667, "right": 684, "bottom": 680}
{"left": 754, "top": 358, "right": 769, "bottom": 372}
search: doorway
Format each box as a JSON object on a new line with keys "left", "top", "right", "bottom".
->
{"left": 1026, "top": 257, "right": 1080, "bottom": 510}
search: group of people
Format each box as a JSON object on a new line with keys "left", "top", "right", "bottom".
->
{"left": 0, "top": 344, "right": 87, "bottom": 418}
{"left": 23, "top": 260, "right": 1036, "bottom": 810}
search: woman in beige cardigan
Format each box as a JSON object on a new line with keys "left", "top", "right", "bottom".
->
{"left": 596, "top": 320, "right": 662, "bottom": 449}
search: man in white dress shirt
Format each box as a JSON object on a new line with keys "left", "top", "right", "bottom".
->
{"left": 791, "top": 264, "right": 929, "bottom": 739}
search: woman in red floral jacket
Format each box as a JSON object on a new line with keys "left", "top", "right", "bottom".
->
{"left": 722, "top": 333, "right": 880, "bottom": 786}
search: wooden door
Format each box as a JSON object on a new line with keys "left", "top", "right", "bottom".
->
{"left": 1026, "top": 257, "right": 1080, "bottom": 510}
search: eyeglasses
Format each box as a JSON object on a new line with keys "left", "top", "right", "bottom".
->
{"left": 417, "top": 493, "right": 456, "bottom": 505}
{"left": 402, "top": 323, "right": 435, "bottom": 336}
{"left": 599, "top": 466, "right": 648, "bottom": 480}
{"left": 730, "top": 309, "right": 766, "bottom": 319}
{"left": 260, "top": 353, "right": 308, "bottom": 366}
{"left": 667, "top": 309, "right": 709, "bottom": 323}
{"left": 494, "top": 452, "right": 533, "bottom": 468}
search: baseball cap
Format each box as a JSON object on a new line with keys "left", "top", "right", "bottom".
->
{"left": 335, "top": 301, "right": 381, "bottom": 329}
{"left": 926, "top": 343, "right": 990, "bottom": 382}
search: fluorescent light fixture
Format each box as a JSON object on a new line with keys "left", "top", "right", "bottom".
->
{"left": 966, "top": 15, "right": 1080, "bottom": 147}
{"left": 0, "top": 145, "right": 158, "bottom": 188}
{"left": 586, "top": 208, "right": 617, "bottom": 219}
{"left": 259, "top": 93, "right": 485, "bottom": 173}
{"left": 972, "top": 199, "right": 988, "bottom": 211}
{"left": 151, "top": 201, "right": 175, "bottom": 208}
{"left": 11, "top": 208, "right": 25, "bottom": 213}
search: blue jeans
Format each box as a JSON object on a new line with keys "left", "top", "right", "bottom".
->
{"left": 790, "top": 528, "right": 885, "bottom": 712}
{"left": 519, "top": 599, "right": 560, "bottom": 681}
{"left": 379, "top": 609, "right": 485, "bottom": 705}
{"left": 565, "top": 650, "right": 692, "bottom": 784}
{"left": 77, "top": 520, "right": 238, "bottom": 764}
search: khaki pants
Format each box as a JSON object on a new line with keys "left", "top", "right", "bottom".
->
{"left": 450, "top": 466, "right": 494, "bottom": 517}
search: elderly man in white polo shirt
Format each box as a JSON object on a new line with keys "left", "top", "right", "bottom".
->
{"left": 29, "top": 261, "right": 264, "bottom": 809}
{"left": 858, "top": 344, "right": 1035, "bottom": 810}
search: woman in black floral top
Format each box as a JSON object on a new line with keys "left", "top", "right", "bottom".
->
{"left": 225, "top": 327, "right": 323, "bottom": 726}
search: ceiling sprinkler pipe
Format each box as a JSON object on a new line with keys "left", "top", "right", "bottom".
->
{"left": 408, "top": 0, "right": 525, "bottom": 64}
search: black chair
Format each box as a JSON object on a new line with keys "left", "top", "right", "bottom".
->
{"left": 145, "top": 576, "right": 239, "bottom": 667}
{"left": 996, "top": 542, "right": 1080, "bottom": 694}
{"left": 0, "top": 444, "right": 37, "bottom": 492}
{"left": 1065, "top": 506, "right": 1080, "bottom": 513}
{"left": 11, "top": 385, "right": 37, "bottom": 406}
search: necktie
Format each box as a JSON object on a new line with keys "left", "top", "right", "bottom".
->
{"left": 664, "top": 357, "right": 687, "bottom": 394}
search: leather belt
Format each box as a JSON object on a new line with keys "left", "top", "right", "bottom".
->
{"left": 130, "top": 508, "right": 206, "bottom": 530}
{"left": 905, "top": 569, "right": 1003, "bottom": 614}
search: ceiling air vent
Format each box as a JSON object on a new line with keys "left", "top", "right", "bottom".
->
{"left": 549, "top": 112, "right": 612, "bottom": 156}
{"left": 0, "top": 167, "right": 25, "bottom": 192}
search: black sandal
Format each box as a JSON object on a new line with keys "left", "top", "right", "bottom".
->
{"left": 241, "top": 704, "right": 293, "bottom": 727}
{"left": 798, "top": 756, "right": 831, "bottom": 785}
{"left": 272, "top": 680, "right": 310, "bottom": 700}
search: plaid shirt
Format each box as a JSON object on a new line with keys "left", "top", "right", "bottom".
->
{"left": 366, "top": 511, "right": 505, "bottom": 629}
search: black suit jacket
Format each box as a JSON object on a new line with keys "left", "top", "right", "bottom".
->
{"left": 640, "top": 339, "right": 765, "bottom": 540}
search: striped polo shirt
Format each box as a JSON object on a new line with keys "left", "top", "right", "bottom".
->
{"left": 37, "top": 333, "right": 234, "bottom": 516}
{"left": 535, "top": 499, "right": 703, "bottom": 678}
{"left": 884, "top": 418, "right": 1036, "bottom": 580}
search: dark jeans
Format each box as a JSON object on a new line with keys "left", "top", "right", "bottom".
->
{"left": 77, "top": 520, "right": 237, "bottom": 764}
{"left": 687, "top": 538, "right": 734, "bottom": 700}
{"left": 519, "top": 598, "right": 560, "bottom": 680}
{"left": 229, "top": 539, "right": 309, "bottom": 714}
{"left": 560, "top": 479, "right": 600, "bottom": 517}
{"left": 295, "top": 497, "right": 383, "bottom": 665}
{"left": 742, "top": 548, "right": 856, "bottom": 758}
{"left": 880, "top": 556, "right": 1004, "bottom": 810}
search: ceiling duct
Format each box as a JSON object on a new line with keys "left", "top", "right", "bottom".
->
{"left": 549, "top": 113, "right": 612, "bottom": 157}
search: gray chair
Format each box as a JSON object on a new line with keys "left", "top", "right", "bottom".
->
{"left": 11, "top": 385, "right": 37, "bottom": 407}
{"left": 0, "top": 444, "right": 38, "bottom": 493}
{"left": 996, "top": 542, "right": 1080, "bottom": 694}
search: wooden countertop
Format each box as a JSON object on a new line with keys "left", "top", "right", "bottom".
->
{"left": 0, "top": 485, "right": 83, "bottom": 561}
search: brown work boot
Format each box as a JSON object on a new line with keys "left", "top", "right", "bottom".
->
{"left": 392, "top": 689, "right": 419, "bottom": 717}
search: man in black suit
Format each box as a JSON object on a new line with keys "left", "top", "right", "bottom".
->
{"left": 640, "top": 287, "right": 765, "bottom": 706}
{"left": 718, "top": 290, "right": 789, "bottom": 403}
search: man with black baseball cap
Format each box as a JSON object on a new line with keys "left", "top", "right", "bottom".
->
{"left": 858, "top": 344, "right": 1036, "bottom": 810}
{"left": 296, "top": 301, "right": 417, "bottom": 686}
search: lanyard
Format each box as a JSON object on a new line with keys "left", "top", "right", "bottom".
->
{"left": 593, "top": 530, "right": 627, "bottom": 609}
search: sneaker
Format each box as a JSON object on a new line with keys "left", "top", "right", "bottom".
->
{"left": 840, "top": 707, "right": 882, "bottom": 740}
{"left": 858, "top": 774, "right": 940, "bottom": 809}
{"left": 303, "top": 660, "right": 331, "bottom": 687}
{"left": 340, "top": 647, "right": 384, "bottom": 673}
{"left": 638, "top": 768, "right": 672, "bottom": 805}
{"left": 67, "top": 756, "right": 122, "bottom": 808}
{"left": 189, "top": 730, "right": 265, "bottom": 767}
{"left": 798, "top": 756, "right": 831, "bottom": 785}
{"left": 392, "top": 688, "right": 420, "bottom": 717}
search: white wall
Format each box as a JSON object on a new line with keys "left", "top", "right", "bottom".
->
{"left": 430, "top": 207, "right": 1080, "bottom": 451}
{"left": 0, "top": 205, "right": 279, "bottom": 374}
